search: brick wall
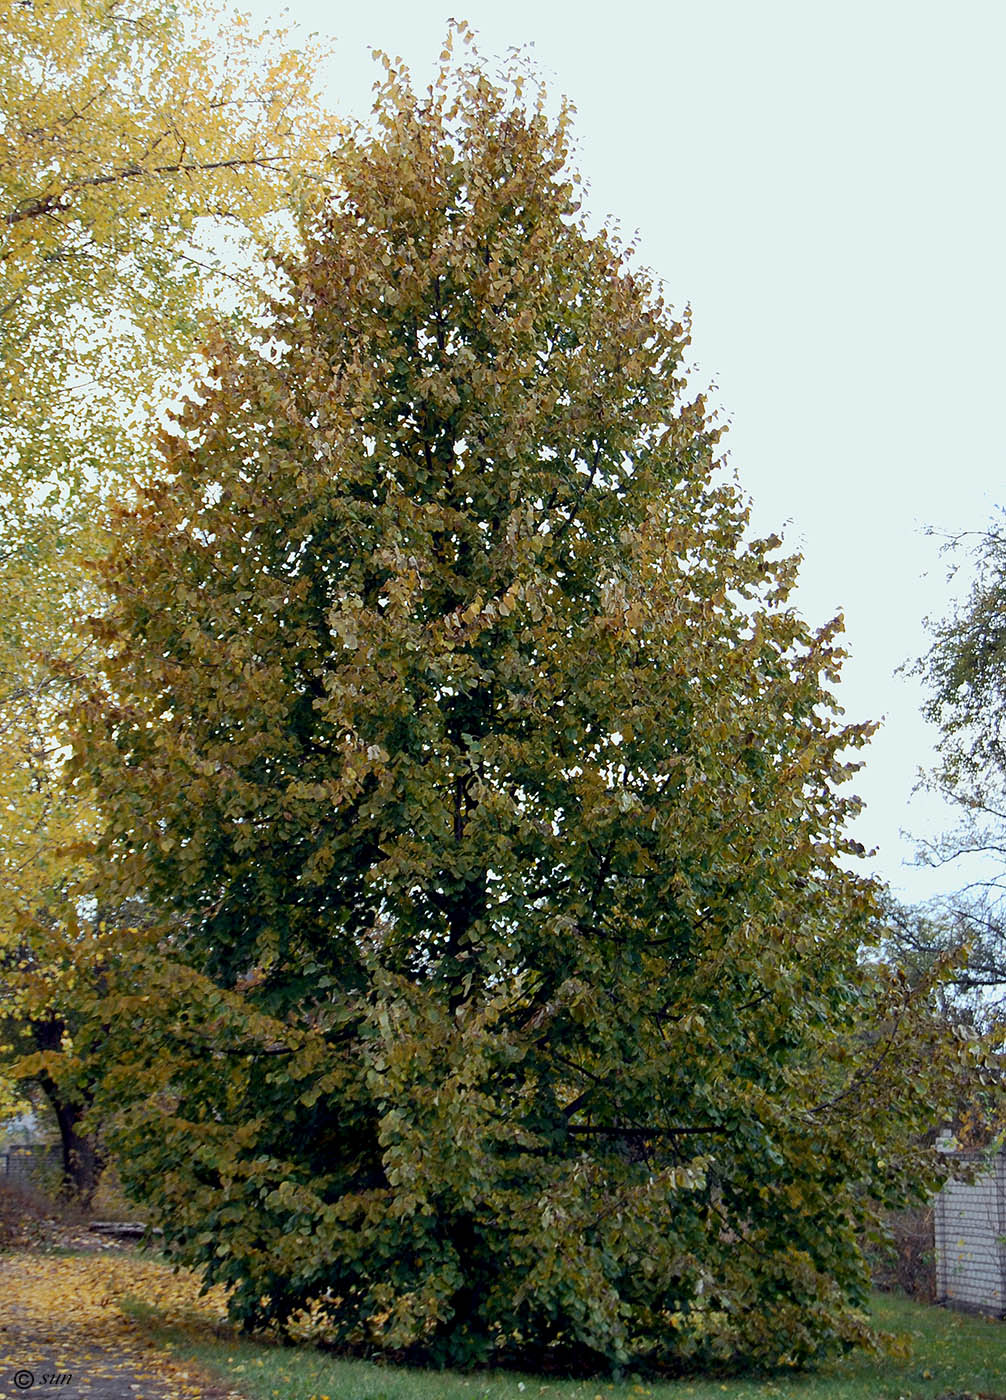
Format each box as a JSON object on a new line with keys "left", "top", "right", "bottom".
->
{"left": 934, "top": 1148, "right": 1006, "bottom": 1317}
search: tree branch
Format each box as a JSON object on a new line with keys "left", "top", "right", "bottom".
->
{"left": 6, "top": 156, "right": 290, "bottom": 227}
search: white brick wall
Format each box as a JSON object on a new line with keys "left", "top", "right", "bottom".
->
{"left": 934, "top": 1149, "right": 1006, "bottom": 1316}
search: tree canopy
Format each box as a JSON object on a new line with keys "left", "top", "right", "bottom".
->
{"left": 59, "top": 37, "right": 984, "bottom": 1376}
{"left": 2, "top": 0, "right": 335, "bottom": 489}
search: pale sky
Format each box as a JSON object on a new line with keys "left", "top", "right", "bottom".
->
{"left": 237, "top": 0, "right": 1005, "bottom": 904}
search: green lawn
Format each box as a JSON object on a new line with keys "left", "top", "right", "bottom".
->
{"left": 126, "top": 1291, "right": 1005, "bottom": 1400}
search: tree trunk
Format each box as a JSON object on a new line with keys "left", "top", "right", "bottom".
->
{"left": 48, "top": 1089, "right": 103, "bottom": 1207}
{"left": 31, "top": 1016, "right": 103, "bottom": 1207}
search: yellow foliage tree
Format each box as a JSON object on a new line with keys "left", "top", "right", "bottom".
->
{"left": 0, "top": 0, "right": 340, "bottom": 1188}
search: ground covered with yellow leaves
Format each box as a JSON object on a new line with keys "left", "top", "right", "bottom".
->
{"left": 0, "top": 1249, "right": 238, "bottom": 1400}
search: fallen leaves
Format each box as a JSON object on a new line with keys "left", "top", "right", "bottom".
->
{"left": 0, "top": 1249, "right": 238, "bottom": 1400}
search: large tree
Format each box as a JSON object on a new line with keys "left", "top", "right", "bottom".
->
{"left": 0, "top": 0, "right": 339, "bottom": 1190}
{"left": 64, "top": 38, "right": 984, "bottom": 1375}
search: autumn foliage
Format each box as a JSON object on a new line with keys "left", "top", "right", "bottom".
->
{"left": 0, "top": 0, "right": 338, "bottom": 1177}
{"left": 64, "top": 37, "right": 982, "bottom": 1376}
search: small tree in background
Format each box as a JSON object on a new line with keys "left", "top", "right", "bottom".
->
{"left": 910, "top": 518, "right": 1006, "bottom": 1031}
{"left": 65, "top": 34, "right": 986, "bottom": 1376}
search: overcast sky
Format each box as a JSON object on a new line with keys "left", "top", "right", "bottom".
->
{"left": 237, "top": 0, "right": 1005, "bottom": 904}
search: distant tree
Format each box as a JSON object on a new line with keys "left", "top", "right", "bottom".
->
{"left": 913, "top": 518, "right": 1006, "bottom": 1026}
{"left": 1, "top": 930, "right": 105, "bottom": 1206}
{"left": 1, "top": 896, "right": 159, "bottom": 1206}
{"left": 66, "top": 35, "right": 986, "bottom": 1376}
{"left": 875, "top": 893, "right": 1003, "bottom": 1150}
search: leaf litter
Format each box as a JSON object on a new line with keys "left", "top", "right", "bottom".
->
{"left": 0, "top": 1249, "right": 241, "bottom": 1400}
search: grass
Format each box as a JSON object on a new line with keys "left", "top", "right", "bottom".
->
{"left": 123, "top": 1292, "right": 1005, "bottom": 1400}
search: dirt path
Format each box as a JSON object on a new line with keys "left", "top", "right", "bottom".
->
{"left": 0, "top": 1252, "right": 238, "bottom": 1400}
